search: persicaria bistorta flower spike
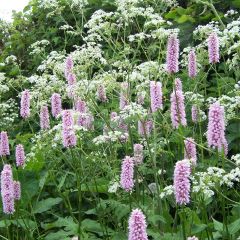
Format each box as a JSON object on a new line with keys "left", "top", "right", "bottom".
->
{"left": 128, "top": 208, "right": 148, "bottom": 240}
{"left": 187, "top": 237, "right": 199, "bottom": 240}
{"left": 208, "top": 32, "right": 220, "bottom": 64}
{"left": 119, "top": 82, "right": 129, "bottom": 110}
{"left": 13, "top": 181, "right": 21, "bottom": 200}
{"left": 170, "top": 90, "right": 187, "bottom": 129}
{"left": 166, "top": 34, "right": 179, "bottom": 74}
{"left": 184, "top": 138, "right": 197, "bottom": 165}
{"left": 191, "top": 105, "right": 198, "bottom": 123}
{"left": 174, "top": 159, "right": 191, "bottom": 205}
{"left": 20, "top": 89, "right": 30, "bottom": 119}
{"left": 40, "top": 106, "right": 50, "bottom": 130}
{"left": 65, "top": 56, "right": 74, "bottom": 78}
{"left": 0, "top": 131, "right": 10, "bottom": 157}
{"left": 174, "top": 78, "right": 182, "bottom": 91}
{"left": 51, "top": 93, "right": 62, "bottom": 118}
{"left": 138, "top": 120, "right": 153, "bottom": 137}
{"left": 97, "top": 85, "right": 108, "bottom": 102}
{"left": 188, "top": 49, "right": 197, "bottom": 78}
{"left": 133, "top": 144, "right": 144, "bottom": 165}
{"left": 120, "top": 156, "right": 134, "bottom": 192}
{"left": 67, "top": 73, "right": 76, "bottom": 86}
{"left": 150, "top": 81, "right": 163, "bottom": 112}
{"left": 75, "top": 98, "right": 87, "bottom": 113}
{"left": 62, "top": 110, "right": 77, "bottom": 148}
{"left": 1, "top": 164, "right": 15, "bottom": 214}
{"left": 207, "top": 102, "right": 228, "bottom": 155}
{"left": 16, "top": 144, "right": 25, "bottom": 167}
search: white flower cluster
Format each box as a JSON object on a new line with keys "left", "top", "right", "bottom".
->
{"left": 39, "top": 0, "right": 59, "bottom": 9}
{"left": 159, "top": 185, "right": 174, "bottom": 199}
{"left": 71, "top": 0, "right": 88, "bottom": 9}
{"left": 108, "top": 177, "right": 120, "bottom": 193}
{"left": 231, "top": 154, "right": 240, "bottom": 166}
{"left": 224, "top": 10, "right": 238, "bottom": 18}
{"left": 0, "top": 99, "right": 18, "bottom": 129}
{"left": 29, "top": 40, "right": 50, "bottom": 55}
{"left": 37, "top": 51, "right": 65, "bottom": 73}
{"left": 93, "top": 131, "right": 129, "bottom": 145}
{"left": 120, "top": 102, "right": 147, "bottom": 121}
{"left": 0, "top": 73, "right": 9, "bottom": 94}
{"left": 5, "top": 55, "right": 17, "bottom": 64}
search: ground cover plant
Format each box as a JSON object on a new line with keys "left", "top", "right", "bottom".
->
{"left": 0, "top": 0, "right": 240, "bottom": 239}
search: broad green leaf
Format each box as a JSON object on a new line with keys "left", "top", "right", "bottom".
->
{"left": 33, "top": 197, "right": 62, "bottom": 214}
{"left": 228, "top": 218, "right": 240, "bottom": 235}
{"left": 213, "top": 218, "right": 223, "bottom": 232}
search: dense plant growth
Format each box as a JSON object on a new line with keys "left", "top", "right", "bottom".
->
{"left": 0, "top": 0, "right": 240, "bottom": 239}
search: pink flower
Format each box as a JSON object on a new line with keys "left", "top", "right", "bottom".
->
{"left": 174, "top": 159, "right": 191, "bottom": 205}
{"left": 191, "top": 105, "right": 198, "bottom": 123}
{"left": 13, "top": 181, "right": 21, "bottom": 200}
{"left": 75, "top": 98, "right": 87, "bottom": 113}
{"left": 138, "top": 120, "right": 153, "bottom": 137}
{"left": 120, "top": 156, "right": 134, "bottom": 192}
{"left": 208, "top": 32, "right": 220, "bottom": 64}
{"left": 67, "top": 73, "right": 76, "bottom": 86}
{"left": 166, "top": 34, "right": 179, "bottom": 74}
{"left": 174, "top": 78, "right": 182, "bottom": 91}
{"left": 137, "top": 92, "right": 145, "bottom": 105}
{"left": 184, "top": 138, "right": 197, "bottom": 165}
{"left": 0, "top": 131, "right": 10, "bottom": 157}
{"left": 150, "top": 81, "right": 163, "bottom": 112}
{"left": 187, "top": 237, "right": 199, "bottom": 240}
{"left": 20, "top": 90, "right": 30, "bottom": 119}
{"left": 188, "top": 50, "right": 197, "bottom": 78}
{"left": 15, "top": 144, "right": 25, "bottom": 167}
{"left": 40, "top": 106, "right": 50, "bottom": 130}
{"left": 51, "top": 93, "right": 62, "bottom": 118}
{"left": 207, "top": 102, "right": 228, "bottom": 155}
{"left": 128, "top": 208, "right": 148, "bottom": 240}
{"left": 120, "top": 82, "right": 129, "bottom": 110}
{"left": 65, "top": 56, "right": 74, "bottom": 78}
{"left": 170, "top": 90, "right": 187, "bottom": 128}
{"left": 1, "top": 164, "right": 14, "bottom": 214}
{"left": 97, "top": 85, "right": 108, "bottom": 102}
{"left": 133, "top": 144, "right": 144, "bottom": 165}
{"left": 62, "top": 110, "right": 77, "bottom": 148}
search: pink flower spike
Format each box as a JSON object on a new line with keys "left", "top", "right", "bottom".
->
{"left": 174, "top": 78, "right": 182, "bottom": 91}
{"left": 0, "top": 131, "right": 10, "bottom": 157}
{"left": 67, "top": 73, "right": 76, "bottom": 86}
{"left": 13, "top": 181, "right": 21, "bottom": 200}
{"left": 40, "top": 106, "right": 50, "bottom": 130}
{"left": 128, "top": 208, "right": 148, "bottom": 240}
{"left": 170, "top": 90, "right": 187, "bottom": 129}
{"left": 174, "top": 159, "right": 191, "bottom": 205}
{"left": 208, "top": 32, "right": 220, "bottom": 64}
{"left": 166, "top": 34, "right": 179, "bottom": 74}
{"left": 184, "top": 138, "right": 197, "bottom": 165}
{"left": 119, "top": 82, "right": 129, "bottom": 110}
{"left": 187, "top": 237, "right": 199, "bottom": 240}
{"left": 120, "top": 156, "right": 134, "bottom": 192}
{"left": 75, "top": 99, "right": 87, "bottom": 113}
{"left": 133, "top": 144, "right": 144, "bottom": 165}
{"left": 20, "top": 90, "right": 30, "bottom": 119}
{"left": 51, "top": 93, "right": 62, "bottom": 118}
{"left": 207, "top": 102, "right": 228, "bottom": 155}
{"left": 16, "top": 144, "right": 25, "bottom": 167}
{"left": 191, "top": 105, "right": 198, "bottom": 123}
{"left": 1, "top": 164, "right": 14, "bottom": 214}
{"left": 62, "top": 110, "right": 77, "bottom": 148}
{"left": 97, "top": 85, "right": 108, "bottom": 102}
{"left": 65, "top": 56, "right": 74, "bottom": 78}
{"left": 138, "top": 120, "right": 153, "bottom": 137}
{"left": 150, "top": 81, "right": 163, "bottom": 112}
{"left": 188, "top": 49, "right": 197, "bottom": 78}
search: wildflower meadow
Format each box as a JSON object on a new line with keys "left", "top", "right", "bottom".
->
{"left": 0, "top": 0, "right": 240, "bottom": 239}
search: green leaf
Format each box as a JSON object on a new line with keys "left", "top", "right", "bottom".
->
{"left": 148, "top": 215, "right": 166, "bottom": 225}
{"left": 45, "top": 230, "right": 72, "bottom": 240}
{"left": 213, "top": 218, "right": 223, "bottom": 232}
{"left": 191, "top": 224, "right": 207, "bottom": 234}
{"left": 228, "top": 218, "right": 240, "bottom": 235}
{"left": 82, "top": 219, "right": 113, "bottom": 236}
{"left": 33, "top": 197, "right": 62, "bottom": 214}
